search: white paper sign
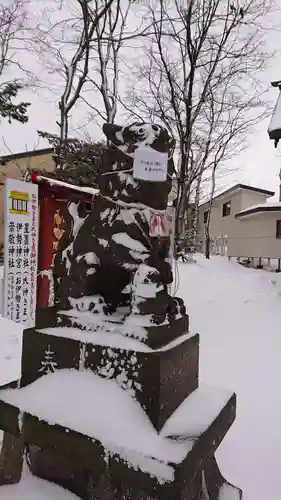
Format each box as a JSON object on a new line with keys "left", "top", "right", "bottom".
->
{"left": 3, "top": 178, "right": 39, "bottom": 327}
{"left": 133, "top": 148, "right": 168, "bottom": 182}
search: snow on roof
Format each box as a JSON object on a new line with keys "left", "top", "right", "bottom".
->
{"left": 0, "top": 369, "right": 233, "bottom": 482}
{"left": 236, "top": 201, "right": 281, "bottom": 218}
{"left": 35, "top": 175, "right": 100, "bottom": 197}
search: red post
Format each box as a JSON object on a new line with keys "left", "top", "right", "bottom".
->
{"left": 37, "top": 186, "right": 57, "bottom": 309}
{"left": 32, "top": 175, "right": 93, "bottom": 310}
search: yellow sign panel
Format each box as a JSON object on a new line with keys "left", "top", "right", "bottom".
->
{"left": 9, "top": 190, "right": 30, "bottom": 215}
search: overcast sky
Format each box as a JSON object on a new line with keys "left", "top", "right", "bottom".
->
{"left": 1, "top": 0, "right": 281, "bottom": 198}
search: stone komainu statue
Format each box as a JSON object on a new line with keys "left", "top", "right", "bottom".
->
{"left": 0, "top": 124, "right": 243, "bottom": 500}
{"left": 53, "top": 121, "right": 185, "bottom": 325}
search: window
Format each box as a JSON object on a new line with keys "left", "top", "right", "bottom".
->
{"left": 203, "top": 210, "right": 208, "bottom": 224}
{"left": 222, "top": 201, "right": 231, "bottom": 217}
{"left": 276, "top": 220, "right": 281, "bottom": 238}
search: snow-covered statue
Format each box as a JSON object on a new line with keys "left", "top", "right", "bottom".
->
{"left": 0, "top": 124, "right": 242, "bottom": 500}
{"left": 53, "top": 121, "right": 186, "bottom": 343}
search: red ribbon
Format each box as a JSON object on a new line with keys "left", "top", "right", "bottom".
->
{"left": 150, "top": 214, "right": 167, "bottom": 236}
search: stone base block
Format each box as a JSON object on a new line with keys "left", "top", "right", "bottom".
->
{"left": 0, "top": 375, "right": 238, "bottom": 499}
{"left": 0, "top": 432, "right": 24, "bottom": 486}
{"left": 20, "top": 325, "right": 199, "bottom": 431}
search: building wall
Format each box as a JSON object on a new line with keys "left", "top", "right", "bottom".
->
{"left": 240, "top": 190, "right": 274, "bottom": 211}
{"left": 228, "top": 212, "right": 281, "bottom": 258}
{"left": 0, "top": 151, "right": 55, "bottom": 245}
{"left": 198, "top": 189, "right": 272, "bottom": 243}
{"left": 198, "top": 191, "right": 243, "bottom": 242}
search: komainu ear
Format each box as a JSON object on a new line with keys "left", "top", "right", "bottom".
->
{"left": 102, "top": 123, "right": 123, "bottom": 144}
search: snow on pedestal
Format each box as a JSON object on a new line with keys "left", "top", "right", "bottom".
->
{"left": 55, "top": 312, "right": 148, "bottom": 342}
{"left": 0, "top": 369, "right": 234, "bottom": 483}
{"left": 39, "top": 326, "right": 193, "bottom": 353}
{"left": 41, "top": 325, "right": 151, "bottom": 351}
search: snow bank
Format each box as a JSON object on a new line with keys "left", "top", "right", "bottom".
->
{"left": 0, "top": 316, "right": 22, "bottom": 386}
{"left": 0, "top": 462, "right": 80, "bottom": 499}
{"left": 180, "top": 255, "right": 281, "bottom": 500}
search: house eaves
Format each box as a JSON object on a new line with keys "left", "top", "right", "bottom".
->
{"left": 235, "top": 202, "right": 281, "bottom": 219}
{"left": 199, "top": 184, "right": 275, "bottom": 208}
{"left": 0, "top": 147, "right": 54, "bottom": 164}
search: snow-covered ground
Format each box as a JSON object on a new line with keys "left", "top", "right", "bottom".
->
{"left": 0, "top": 463, "right": 80, "bottom": 499}
{"left": 0, "top": 264, "right": 3, "bottom": 316}
{"left": 1, "top": 256, "right": 281, "bottom": 499}
{"left": 179, "top": 255, "right": 281, "bottom": 500}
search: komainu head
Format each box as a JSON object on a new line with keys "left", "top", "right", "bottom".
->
{"left": 102, "top": 121, "right": 175, "bottom": 156}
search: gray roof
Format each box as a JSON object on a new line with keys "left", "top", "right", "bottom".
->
{"left": 200, "top": 183, "right": 274, "bottom": 208}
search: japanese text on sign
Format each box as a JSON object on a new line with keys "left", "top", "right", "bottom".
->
{"left": 3, "top": 178, "right": 39, "bottom": 327}
{"left": 133, "top": 147, "right": 168, "bottom": 182}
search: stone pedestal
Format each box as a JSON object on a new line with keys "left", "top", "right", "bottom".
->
{"left": 0, "top": 306, "right": 242, "bottom": 499}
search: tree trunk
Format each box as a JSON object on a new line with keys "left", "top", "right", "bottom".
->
{"left": 175, "top": 177, "right": 189, "bottom": 243}
{"left": 205, "top": 234, "right": 210, "bottom": 259}
{"left": 191, "top": 172, "right": 202, "bottom": 250}
{"left": 204, "top": 163, "right": 217, "bottom": 259}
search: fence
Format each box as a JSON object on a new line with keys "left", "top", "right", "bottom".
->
{"left": 202, "top": 235, "right": 228, "bottom": 257}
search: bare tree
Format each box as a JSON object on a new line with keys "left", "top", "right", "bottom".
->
{"left": 34, "top": 0, "right": 165, "bottom": 179}
{"left": 81, "top": 0, "right": 136, "bottom": 126}
{"left": 0, "top": 0, "right": 32, "bottom": 125}
{"left": 56, "top": 0, "right": 115, "bottom": 153}
{"left": 190, "top": 76, "right": 270, "bottom": 257}
{"left": 33, "top": 0, "right": 159, "bottom": 144}
{"left": 0, "top": 0, "right": 38, "bottom": 190}
{"left": 127, "top": 0, "right": 275, "bottom": 242}
{"left": 80, "top": 1, "right": 180, "bottom": 128}
{"left": 32, "top": 0, "right": 116, "bottom": 162}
